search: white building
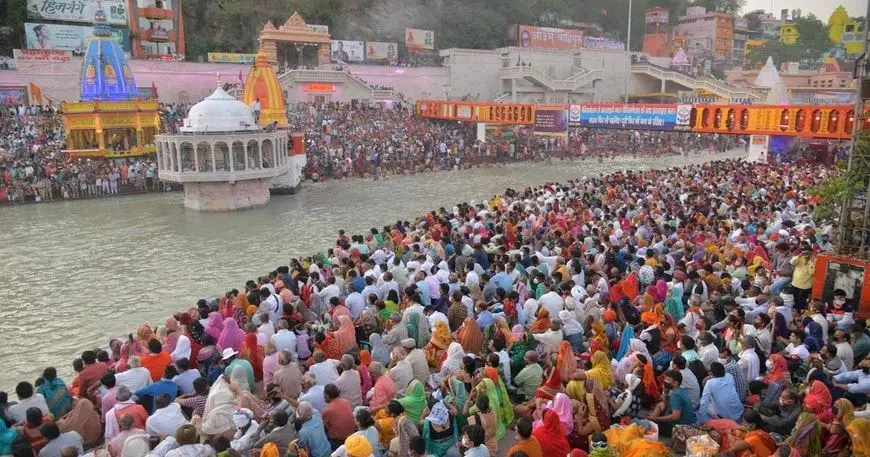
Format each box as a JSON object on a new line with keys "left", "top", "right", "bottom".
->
{"left": 155, "top": 85, "right": 305, "bottom": 211}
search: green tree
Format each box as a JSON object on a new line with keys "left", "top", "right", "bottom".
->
{"left": 745, "top": 40, "right": 802, "bottom": 64}
{"left": 693, "top": 0, "right": 745, "bottom": 16}
{"left": 794, "top": 14, "right": 833, "bottom": 60}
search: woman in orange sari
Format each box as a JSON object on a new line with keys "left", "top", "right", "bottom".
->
{"left": 239, "top": 332, "right": 264, "bottom": 383}
{"left": 493, "top": 317, "right": 514, "bottom": 349}
{"left": 457, "top": 316, "right": 484, "bottom": 354}
{"left": 721, "top": 410, "right": 777, "bottom": 457}
{"left": 424, "top": 321, "right": 452, "bottom": 367}
{"left": 555, "top": 341, "right": 577, "bottom": 381}
{"left": 530, "top": 308, "right": 551, "bottom": 333}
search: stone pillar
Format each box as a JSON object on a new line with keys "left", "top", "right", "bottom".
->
{"left": 210, "top": 143, "right": 216, "bottom": 172}
{"left": 229, "top": 148, "right": 235, "bottom": 172}
{"left": 296, "top": 45, "right": 304, "bottom": 68}
{"left": 194, "top": 147, "right": 200, "bottom": 172}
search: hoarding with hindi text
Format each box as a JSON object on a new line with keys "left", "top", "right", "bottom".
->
{"left": 517, "top": 25, "right": 583, "bottom": 50}
{"left": 24, "top": 22, "right": 130, "bottom": 52}
{"left": 366, "top": 41, "right": 398, "bottom": 64}
{"left": 572, "top": 103, "right": 679, "bottom": 131}
{"left": 27, "top": 0, "right": 128, "bottom": 26}
{"left": 405, "top": 28, "right": 435, "bottom": 50}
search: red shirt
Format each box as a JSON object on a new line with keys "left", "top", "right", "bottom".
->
{"left": 78, "top": 362, "right": 109, "bottom": 402}
{"left": 321, "top": 398, "right": 355, "bottom": 441}
{"left": 140, "top": 352, "right": 171, "bottom": 381}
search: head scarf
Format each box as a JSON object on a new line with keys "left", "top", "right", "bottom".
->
{"left": 762, "top": 354, "right": 788, "bottom": 384}
{"left": 663, "top": 286, "right": 684, "bottom": 321}
{"left": 345, "top": 435, "right": 373, "bottom": 457}
{"left": 615, "top": 325, "right": 636, "bottom": 361}
{"left": 137, "top": 324, "right": 154, "bottom": 343}
{"left": 57, "top": 398, "right": 101, "bottom": 446}
{"left": 545, "top": 393, "right": 573, "bottom": 433}
{"left": 532, "top": 410, "right": 572, "bottom": 457}
{"left": 789, "top": 412, "right": 823, "bottom": 457}
{"left": 834, "top": 398, "right": 855, "bottom": 427}
{"left": 430, "top": 320, "right": 452, "bottom": 349}
{"left": 120, "top": 434, "right": 151, "bottom": 457}
{"left": 535, "top": 368, "right": 563, "bottom": 401}
{"left": 556, "top": 341, "right": 578, "bottom": 381}
{"left": 359, "top": 349, "right": 372, "bottom": 367}
{"left": 478, "top": 378, "right": 506, "bottom": 439}
{"left": 457, "top": 317, "right": 484, "bottom": 354}
{"left": 495, "top": 317, "right": 514, "bottom": 347}
{"left": 612, "top": 373, "right": 642, "bottom": 418}
{"left": 205, "top": 313, "right": 224, "bottom": 340}
{"left": 803, "top": 380, "right": 833, "bottom": 414}
{"left": 399, "top": 380, "right": 427, "bottom": 424}
{"left": 511, "top": 324, "right": 524, "bottom": 341}
{"left": 232, "top": 408, "right": 254, "bottom": 429}
{"left": 217, "top": 318, "right": 245, "bottom": 352}
{"left": 333, "top": 315, "right": 357, "bottom": 353}
{"left": 484, "top": 366, "right": 500, "bottom": 385}
{"left": 425, "top": 401, "right": 450, "bottom": 427}
{"left": 530, "top": 308, "right": 552, "bottom": 333}
{"left": 586, "top": 350, "right": 613, "bottom": 390}
{"left": 370, "top": 333, "right": 391, "bottom": 366}
{"left": 239, "top": 332, "right": 263, "bottom": 382}
{"left": 846, "top": 418, "right": 870, "bottom": 457}
{"left": 442, "top": 342, "right": 465, "bottom": 376}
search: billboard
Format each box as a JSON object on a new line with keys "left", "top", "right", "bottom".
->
{"left": 208, "top": 52, "right": 257, "bottom": 64}
{"left": 534, "top": 108, "right": 569, "bottom": 136}
{"left": 583, "top": 37, "right": 625, "bottom": 51}
{"left": 306, "top": 24, "right": 329, "bottom": 34}
{"left": 405, "top": 28, "right": 435, "bottom": 50}
{"left": 573, "top": 104, "right": 679, "bottom": 130}
{"left": 27, "top": 0, "right": 128, "bottom": 26}
{"left": 330, "top": 40, "right": 364, "bottom": 62}
{"left": 24, "top": 22, "right": 130, "bottom": 52}
{"left": 14, "top": 48, "right": 73, "bottom": 63}
{"left": 366, "top": 41, "right": 398, "bottom": 64}
{"left": 517, "top": 25, "right": 583, "bottom": 50}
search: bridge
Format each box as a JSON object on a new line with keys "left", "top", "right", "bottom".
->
{"left": 415, "top": 99, "right": 864, "bottom": 140}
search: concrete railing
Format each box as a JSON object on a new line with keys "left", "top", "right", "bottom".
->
{"left": 630, "top": 63, "right": 763, "bottom": 101}
{"left": 278, "top": 69, "right": 375, "bottom": 97}
{"left": 158, "top": 164, "right": 290, "bottom": 183}
{"left": 500, "top": 65, "right": 602, "bottom": 92}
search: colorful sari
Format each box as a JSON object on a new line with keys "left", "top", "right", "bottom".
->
{"left": 444, "top": 376, "right": 469, "bottom": 430}
{"left": 239, "top": 332, "right": 264, "bottom": 383}
{"left": 803, "top": 380, "right": 832, "bottom": 417}
{"left": 586, "top": 350, "right": 613, "bottom": 390}
{"left": 530, "top": 308, "right": 552, "bottom": 333}
{"left": 532, "top": 410, "right": 571, "bottom": 457}
{"left": 485, "top": 369, "right": 514, "bottom": 429}
{"left": 847, "top": 418, "right": 870, "bottom": 457}
{"left": 470, "top": 378, "right": 506, "bottom": 440}
{"left": 36, "top": 378, "right": 73, "bottom": 419}
{"left": 398, "top": 379, "right": 427, "bottom": 424}
{"left": 425, "top": 320, "right": 452, "bottom": 367}
{"left": 457, "top": 317, "right": 484, "bottom": 354}
{"left": 556, "top": 341, "right": 578, "bottom": 381}
{"left": 788, "top": 413, "right": 823, "bottom": 457}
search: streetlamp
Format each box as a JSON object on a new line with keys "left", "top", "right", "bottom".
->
{"left": 623, "top": 0, "right": 633, "bottom": 102}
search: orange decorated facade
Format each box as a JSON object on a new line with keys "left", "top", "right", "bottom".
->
{"left": 243, "top": 52, "right": 288, "bottom": 128}
{"left": 415, "top": 99, "right": 863, "bottom": 140}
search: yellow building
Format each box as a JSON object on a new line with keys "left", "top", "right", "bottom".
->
{"left": 243, "top": 52, "right": 287, "bottom": 128}
{"left": 743, "top": 39, "right": 766, "bottom": 64}
{"left": 779, "top": 23, "right": 799, "bottom": 45}
{"left": 828, "top": 5, "right": 850, "bottom": 43}
{"left": 828, "top": 5, "right": 866, "bottom": 55}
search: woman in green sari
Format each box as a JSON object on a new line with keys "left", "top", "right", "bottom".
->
{"left": 36, "top": 368, "right": 72, "bottom": 419}
{"left": 485, "top": 367, "right": 515, "bottom": 428}
{"left": 467, "top": 377, "right": 507, "bottom": 440}
{"left": 422, "top": 401, "right": 459, "bottom": 457}
{"left": 443, "top": 376, "right": 469, "bottom": 430}
{"left": 398, "top": 379, "right": 428, "bottom": 424}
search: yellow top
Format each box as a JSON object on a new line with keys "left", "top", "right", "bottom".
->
{"left": 790, "top": 254, "right": 816, "bottom": 290}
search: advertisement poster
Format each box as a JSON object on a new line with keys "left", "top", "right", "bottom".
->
{"left": 534, "top": 108, "right": 569, "bottom": 136}
{"left": 25, "top": 22, "right": 130, "bottom": 52}
{"left": 577, "top": 104, "right": 678, "bottom": 130}
{"left": 208, "top": 53, "right": 257, "bottom": 64}
{"left": 583, "top": 37, "right": 625, "bottom": 51}
{"left": 675, "top": 104, "right": 692, "bottom": 130}
{"left": 0, "top": 87, "right": 28, "bottom": 106}
{"left": 330, "top": 40, "right": 364, "bottom": 62}
{"left": 405, "top": 28, "right": 435, "bottom": 50}
{"left": 365, "top": 41, "right": 398, "bottom": 64}
{"left": 517, "top": 25, "right": 584, "bottom": 50}
{"left": 14, "top": 48, "right": 72, "bottom": 63}
{"left": 27, "top": 0, "right": 128, "bottom": 26}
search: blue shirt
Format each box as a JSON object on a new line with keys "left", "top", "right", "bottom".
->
{"left": 476, "top": 310, "right": 495, "bottom": 330}
{"left": 299, "top": 411, "right": 332, "bottom": 457}
{"left": 667, "top": 387, "right": 697, "bottom": 425}
{"left": 134, "top": 379, "right": 178, "bottom": 412}
{"left": 699, "top": 374, "right": 744, "bottom": 423}
{"left": 415, "top": 280, "right": 431, "bottom": 307}
{"left": 491, "top": 271, "right": 513, "bottom": 293}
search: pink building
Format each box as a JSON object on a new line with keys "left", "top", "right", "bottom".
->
{"left": 674, "top": 6, "right": 734, "bottom": 67}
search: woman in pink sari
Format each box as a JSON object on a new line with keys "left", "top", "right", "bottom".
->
{"left": 205, "top": 312, "right": 224, "bottom": 340}
{"left": 217, "top": 318, "right": 245, "bottom": 352}
{"left": 368, "top": 361, "right": 395, "bottom": 411}
{"left": 332, "top": 315, "right": 357, "bottom": 353}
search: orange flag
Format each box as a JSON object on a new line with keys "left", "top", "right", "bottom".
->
{"left": 29, "top": 82, "right": 43, "bottom": 105}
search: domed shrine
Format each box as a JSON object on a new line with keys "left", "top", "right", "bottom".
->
{"left": 155, "top": 81, "right": 306, "bottom": 211}
{"left": 61, "top": 3, "right": 159, "bottom": 159}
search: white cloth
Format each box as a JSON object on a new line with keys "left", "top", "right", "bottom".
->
{"left": 8, "top": 394, "right": 50, "bottom": 424}
{"left": 271, "top": 330, "right": 298, "bottom": 357}
{"left": 146, "top": 403, "right": 189, "bottom": 437}
{"left": 836, "top": 342, "right": 855, "bottom": 370}
{"left": 786, "top": 343, "right": 810, "bottom": 363}
{"left": 170, "top": 335, "right": 191, "bottom": 362}
{"left": 200, "top": 377, "right": 236, "bottom": 435}
{"left": 738, "top": 349, "right": 760, "bottom": 381}
{"left": 105, "top": 401, "right": 138, "bottom": 441}
{"left": 309, "top": 360, "right": 340, "bottom": 386}
{"left": 115, "top": 367, "right": 153, "bottom": 392}
{"left": 538, "top": 291, "right": 564, "bottom": 317}
{"left": 230, "top": 420, "right": 260, "bottom": 457}
{"left": 299, "top": 385, "right": 327, "bottom": 412}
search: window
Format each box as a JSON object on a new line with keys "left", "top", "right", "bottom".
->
{"left": 810, "top": 110, "right": 821, "bottom": 132}
{"left": 829, "top": 110, "right": 840, "bottom": 133}
{"left": 795, "top": 109, "right": 806, "bottom": 132}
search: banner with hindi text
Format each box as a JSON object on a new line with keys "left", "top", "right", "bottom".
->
{"left": 27, "top": 0, "right": 128, "bottom": 26}
{"left": 405, "top": 28, "right": 435, "bottom": 50}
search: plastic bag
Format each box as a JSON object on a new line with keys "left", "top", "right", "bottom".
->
{"left": 686, "top": 434, "right": 719, "bottom": 457}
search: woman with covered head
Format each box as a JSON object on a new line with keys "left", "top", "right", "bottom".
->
{"left": 424, "top": 320, "right": 452, "bottom": 367}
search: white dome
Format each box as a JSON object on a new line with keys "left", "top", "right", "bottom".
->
{"left": 180, "top": 87, "right": 259, "bottom": 133}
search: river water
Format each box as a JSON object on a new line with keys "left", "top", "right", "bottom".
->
{"left": 0, "top": 150, "right": 745, "bottom": 390}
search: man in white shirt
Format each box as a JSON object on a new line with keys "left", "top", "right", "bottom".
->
{"left": 738, "top": 337, "right": 761, "bottom": 381}
{"left": 785, "top": 331, "right": 811, "bottom": 363}
{"left": 145, "top": 395, "right": 189, "bottom": 438}
{"left": 673, "top": 356, "right": 700, "bottom": 409}
{"left": 378, "top": 272, "right": 400, "bottom": 300}
{"left": 345, "top": 291, "right": 365, "bottom": 319}
{"left": 537, "top": 285, "right": 564, "bottom": 317}
{"left": 834, "top": 330, "right": 855, "bottom": 370}
{"left": 271, "top": 321, "right": 298, "bottom": 359}
{"left": 255, "top": 314, "right": 275, "bottom": 346}
{"left": 308, "top": 351, "right": 339, "bottom": 386}
{"left": 8, "top": 381, "right": 50, "bottom": 424}
{"left": 298, "top": 374, "right": 327, "bottom": 412}
{"left": 754, "top": 314, "right": 773, "bottom": 356}
{"left": 258, "top": 288, "right": 282, "bottom": 324}
{"left": 697, "top": 332, "right": 719, "bottom": 369}
{"left": 114, "top": 356, "right": 153, "bottom": 392}
{"left": 388, "top": 347, "right": 414, "bottom": 395}
{"left": 361, "top": 276, "right": 381, "bottom": 303}
{"left": 318, "top": 276, "right": 341, "bottom": 304}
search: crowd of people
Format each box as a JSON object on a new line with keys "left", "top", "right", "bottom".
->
{"left": 0, "top": 105, "right": 164, "bottom": 204}
{"left": 1, "top": 157, "right": 867, "bottom": 457}
{"left": 293, "top": 103, "right": 743, "bottom": 182}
